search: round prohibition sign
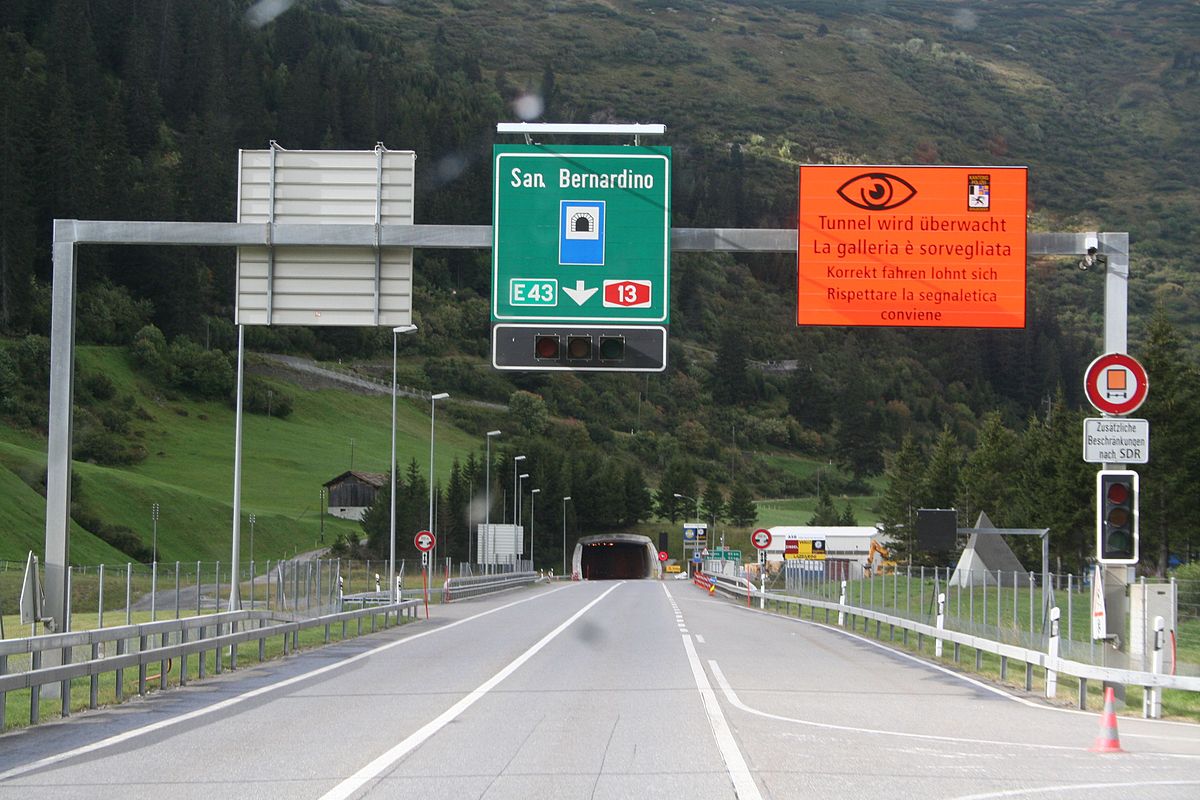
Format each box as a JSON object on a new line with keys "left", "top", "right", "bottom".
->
{"left": 752, "top": 529, "right": 772, "bottom": 550}
{"left": 414, "top": 530, "right": 436, "bottom": 552}
{"left": 1084, "top": 352, "right": 1148, "bottom": 416}
{"left": 658, "top": 550, "right": 669, "bottom": 562}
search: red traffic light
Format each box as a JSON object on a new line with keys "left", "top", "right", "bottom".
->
{"left": 1106, "top": 482, "right": 1128, "bottom": 504}
{"left": 534, "top": 335, "right": 560, "bottom": 360}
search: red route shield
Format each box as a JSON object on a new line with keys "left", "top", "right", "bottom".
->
{"left": 603, "top": 280, "right": 652, "bottom": 308}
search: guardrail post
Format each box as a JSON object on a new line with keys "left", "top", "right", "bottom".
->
{"left": 214, "top": 622, "right": 223, "bottom": 675}
{"left": 30, "top": 648, "right": 40, "bottom": 724}
{"left": 1078, "top": 677, "right": 1088, "bottom": 710}
{"left": 90, "top": 641, "right": 100, "bottom": 708}
{"left": 935, "top": 592, "right": 946, "bottom": 658}
{"left": 61, "top": 643, "right": 71, "bottom": 717}
{"left": 180, "top": 627, "right": 189, "bottom": 685}
{"left": 197, "top": 624, "right": 206, "bottom": 680}
{"left": 259, "top": 620, "right": 266, "bottom": 661}
{"left": 138, "top": 634, "right": 148, "bottom": 695}
{"left": 1024, "top": 661, "right": 1033, "bottom": 692}
{"left": 1046, "top": 606, "right": 1060, "bottom": 699}
{"left": 161, "top": 631, "right": 169, "bottom": 688}
{"left": 0, "top": 654, "right": 7, "bottom": 730}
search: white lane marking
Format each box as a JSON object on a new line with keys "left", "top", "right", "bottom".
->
{"left": 696, "top": 635, "right": 706, "bottom": 644}
{"left": 708, "top": 660, "right": 1079, "bottom": 752}
{"left": 682, "top": 636, "right": 762, "bottom": 800}
{"left": 319, "top": 582, "right": 624, "bottom": 800}
{"left": 949, "top": 780, "right": 1200, "bottom": 800}
{"left": 709, "top": 660, "right": 1200, "bottom": 759}
{"left": 732, "top": 600, "right": 1200, "bottom": 732}
{"left": 664, "top": 584, "right": 761, "bottom": 800}
{"left": 0, "top": 584, "right": 576, "bottom": 783}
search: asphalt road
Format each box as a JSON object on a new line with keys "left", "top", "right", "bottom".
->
{"left": 1, "top": 580, "right": 1198, "bottom": 799}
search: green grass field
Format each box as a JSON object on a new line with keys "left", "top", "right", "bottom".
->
{"left": 0, "top": 346, "right": 484, "bottom": 566}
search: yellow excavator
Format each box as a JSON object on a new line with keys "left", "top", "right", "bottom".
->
{"left": 864, "top": 540, "right": 896, "bottom": 576}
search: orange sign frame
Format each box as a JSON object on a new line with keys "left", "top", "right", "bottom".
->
{"left": 797, "top": 165, "right": 1027, "bottom": 328}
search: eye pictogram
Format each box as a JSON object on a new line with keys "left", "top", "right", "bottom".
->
{"left": 836, "top": 172, "right": 917, "bottom": 210}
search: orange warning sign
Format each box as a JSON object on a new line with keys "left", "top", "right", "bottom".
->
{"left": 797, "top": 165, "right": 1027, "bottom": 328}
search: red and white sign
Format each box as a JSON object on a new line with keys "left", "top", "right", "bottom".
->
{"left": 1085, "top": 353, "right": 1148, "bottom": 416}
{"left": 414, "top": 530, "right": 436, "bottom": 552}
{"left": 603, "top": 280, "right": 652, "bottom": 308}
{"left": 658, "top": 550, "right": 668, "bottom": 562}
{"left": 752, "top": 529, "right": 772, "bottom": 550}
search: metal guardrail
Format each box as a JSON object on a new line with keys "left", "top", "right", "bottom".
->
{"left": 443, "top": 572, "right": 539, "bottom": 602}
{"left": 701, "top": 572, "right": 1200, "bottom": 716}
{"left": 0, "top": 600, "right": 421, "bottom": 730}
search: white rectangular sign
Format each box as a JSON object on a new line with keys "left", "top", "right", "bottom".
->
{"left": 1091, "top": 564, "right": 1107, "bottom": 640}
{"left": 1082, "top": 417, "right": 1149, "bottom": 464}
{"left": 236, "top": 147, "right": 415, "bottom": 327}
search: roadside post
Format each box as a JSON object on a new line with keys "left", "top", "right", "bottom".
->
{"left": 415, "top": 530, "right": 436, "bottom": 619}
{"left": 752, "top": 529, "right": 772, "bottom": 610}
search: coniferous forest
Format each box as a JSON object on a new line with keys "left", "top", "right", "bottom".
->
{"left": 0, "top": 1, "right": 1197, "bottom": 574}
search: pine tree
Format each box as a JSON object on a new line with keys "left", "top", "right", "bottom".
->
{"left": 922, "top": 427, "right": 962, "bottom": 511}
{"left": 879, "top": 435, "right": 925, "bottom": 560}
{"left": 838, "top": 501, "right": 858, "bottom": 526}
{"left": 701, "top": 482, "right": 726, "bottom": 528}
{"left": 808, "top": 484, "right": 839, "bottom": 526}
{"left": 727, "top": 482, "right": 757, "bottom": 527}
{"left": 957, "top": 412, "right": 1021, "bottom": 527}
{"left": 1138, "top": 311, "right": 1200, "bottom": 572}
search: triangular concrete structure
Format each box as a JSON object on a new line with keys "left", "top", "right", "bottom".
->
{"left": 950, "top": 512, "right": 1032, "bottom": 587}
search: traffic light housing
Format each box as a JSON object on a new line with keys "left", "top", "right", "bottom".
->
{"left": 492, "top": 324, "right": 666, "bottom": 372}
{"left": 1096, "top": 469, "right": 1138, "bottom": 564}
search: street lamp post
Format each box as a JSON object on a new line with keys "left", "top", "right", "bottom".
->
{"left": 512, "top": 455, "right": 526, "bottom": 568}
{"left": 530, "top": 489, "right": 540, "bottom": 568}
{"left": 518, "top": 473, "right": 529, "bottom": 565}
{"left": 151, "top": 503, "right": 160, "bottom": 565}
{"left": 429, "top": 392, "right": 449, "bottom": 573}
{"left": 485, "top": 430, "right": 501, "bottom": 570}
{"left": 151, "top": 502, "right": 159, "bottom": 621}
{"left": 390, "top": 324, "right": 417, "bottom": 600}
{"left": 562, "top": 496, "right": 572, "bottom": 576}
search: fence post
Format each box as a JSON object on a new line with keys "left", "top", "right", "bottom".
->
{"left": 1067, "top": 574, "right": 1073, "bottom": 643}
{"left": 125, "top": 563, "right": 132, "bottom": 626}
{"left": 196, "top": 561, "right": 202, "bottom": 617}
{"left": 175, "top": 561, "right": 181, "bottom": 619}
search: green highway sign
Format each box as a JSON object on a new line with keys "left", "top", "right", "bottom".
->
{"left": 492, "top": 144, "right": 671, "bottom": 324}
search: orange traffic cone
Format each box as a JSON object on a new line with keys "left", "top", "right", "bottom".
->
{"left": 1090, "top": 687, "right": 1124, "bottom": 753}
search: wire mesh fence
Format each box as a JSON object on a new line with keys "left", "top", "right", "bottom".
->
{"left": 754, "top": 562, "right": 1197, "bottom": 674}
{"left": 1, "top": 556, "right": 536, "bottom": 639}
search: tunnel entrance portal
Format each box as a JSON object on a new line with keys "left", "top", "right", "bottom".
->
{"left": 572, "top": 534, "right": 660, "bottom": 580}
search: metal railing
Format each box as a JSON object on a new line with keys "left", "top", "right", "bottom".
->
{"left": 443, "top": 572, "right": 539, "bottom": 602}
{"left": 700, "top": 570, "right": 1200, "bottom": 718}
{"left": 0, "top": 599, "right": 419, "bottom": 730}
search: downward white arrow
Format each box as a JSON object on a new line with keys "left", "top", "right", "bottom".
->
{"left": 562, "top": 280, "right": 597, "bottom": 305}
